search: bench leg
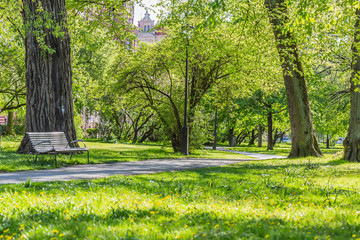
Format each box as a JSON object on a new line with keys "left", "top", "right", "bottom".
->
{"left": 70, "top": 153, "right": 73, "bottom": 160}
{"left": 35, "top": 153, "right": 39, "bottom": 164}
{"left": 87, "top": 151, "right": 89, "bottom": 164}
{"left": 54, "top": 153, "right": 57, "bottom": 166}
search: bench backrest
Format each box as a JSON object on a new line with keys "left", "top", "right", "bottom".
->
{"left": 27, "top": 132, "right": 69, "bottom": 152}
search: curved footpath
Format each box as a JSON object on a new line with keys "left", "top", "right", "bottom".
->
{"left": 0, "top": 149, "right": 286, "bottom": 185}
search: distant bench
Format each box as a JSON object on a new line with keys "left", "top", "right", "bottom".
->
{"left": 27, "top": 132, "right": 89, "bottom": 165}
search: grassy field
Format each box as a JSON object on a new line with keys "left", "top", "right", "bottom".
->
{"left": 1, "top": 153, "right": 360, "bottom": 239}
{"left": 229, "top": 142, "right": 343, "bottom": 156}
{"left": 0, "top": 139, "right": 358, "bottom": 239}
{"left": 0, "top": 137, "right": 250, "bottom": 172}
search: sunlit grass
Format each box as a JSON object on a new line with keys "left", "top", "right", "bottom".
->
{"left": 229, "top": 142, "right": 343, "bottom": 157}
{"left": 0, "top": 137, "right": 250, "bottom": 172}
{"left": 0, "top": 154, "right": 360, "bottom": 239}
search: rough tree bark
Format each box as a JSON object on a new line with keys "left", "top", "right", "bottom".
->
{"left": 264, "top": 0, "right": 322, "bottom": 157}
{"left": 18, "top": 0, "right": 76, "bottom": 153}
{"left": 344, "top": 8, "right": 360, "bottom": 162}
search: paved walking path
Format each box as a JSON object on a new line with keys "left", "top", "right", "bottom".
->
{"left": 0, "top": 149, "right": 286, "bottom": 185}
{"left": 213, "top": 147, "right": 287, "bottom": 160}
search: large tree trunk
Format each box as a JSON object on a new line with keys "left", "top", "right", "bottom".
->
{"left": 267, "top": 109, "right": 274, "bottom": 150}
{"left": 264, "top": 0, "right": 322, "bottom": 157}
{"left": 18, "top": 0, "right": 76, "bottom": 153}
{"left": 4, "top": 111, "right": 14, "bottom": 135}
{"left": 344, "top": 8, "right": 360, "bottom": 162}
{"left": 257, "top": 125, "right": 263, "bottom": 147}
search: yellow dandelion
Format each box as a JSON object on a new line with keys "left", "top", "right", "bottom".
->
{"left": 0, "top": 235, "right": 3, "bottom": 239}
{"left": 40, "top": 192, "right": 44, "bottom": 195}
{"left": 52, "top": 230, "right": 59, "bottom": 234}
{"left": 59, "top": 233, "right": 64, "bottom": 237}
{"left": 87, "top": 227, "right": 92, "bottom": 230}
{"left": 314, "top": 237, "right": 319, "bottom": 240}
{"left": 202, "top": 234, "right": 206, "bottom": 237}
{"left": 150, "top": 211, "right": 155, "bottom": 214}
{"left": 5, "top": 236, "right": 12, "bottom": 240}
{"left": 22, "top": 191, "right": 26, "bottom": 194}
{"left": 214, "top": 224, "right": 219, "bottom": 228}
{"left": 72, "top": 235, "right": 77, "bottom": 238}
{"left": 50, "top": 238, "right": 56, "bottom": 240}
{"left": 265, "top": 235, "right": 270, "bottom": 239}
{"left": 353, "top": 235, "right": 357, "bottom": 238}
{"left": 175, "top": 236, "right": 180, "bottom": 239}
{"left": 3, "top": 229, "right": 9, "bottom": 233}
{"left": 185, "top": 225, "right": 188, "bottom": 228}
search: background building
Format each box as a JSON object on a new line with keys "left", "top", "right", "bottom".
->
{"left": 136, "top": 10, "right": 166, "bottom": 46}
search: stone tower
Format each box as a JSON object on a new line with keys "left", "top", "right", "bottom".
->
{"left": 138, "top": 10, "right": 155, "bottom": 32}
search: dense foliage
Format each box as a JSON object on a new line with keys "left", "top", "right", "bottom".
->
{"left": 0, "top": 0, "right": 356, "bottom": 155}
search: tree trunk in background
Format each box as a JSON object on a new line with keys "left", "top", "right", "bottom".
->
{"left": 264, "top": 0, "right": 322, "bottom": 157}
{"left": 326, "top": 134, "right": 330, "bottom": 149}
{"left": 229, "top": 127, "right": 236, "bottom": 147}
{"left": 18, "top": 0, "right": 76, "bottom": 153}
{"left": 267, "top": 109, "right": 274, "bottom": 150}
{"left": 257, "top": 125, "right": 263, "bottom": 147}
{"left": 344, "top": 8, "right": 360, "bottom": 162}
{"left": 4, "top": 111, "right": 14, "bottom": 135}
{"left": 248, "top": 129, "right": 256, "bottom": 145}
{"left": 213, "top": 107, "right": 218, "bottom": 150}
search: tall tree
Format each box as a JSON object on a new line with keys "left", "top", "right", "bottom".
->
{"left": 344, "top": 8, "right": 360, "bottom": 161}
{"left": 264, "top": 0, "right": 322, "bottom": 157}
{"left": 0, "top": 1, "right": 26, "bottom": 114}
{"left": 18, "top": 0, "right": 76, "bottom": 153}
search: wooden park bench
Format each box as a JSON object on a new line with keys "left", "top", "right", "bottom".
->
{"left": 27, "top": 132, "right": 89, "bottom": 165}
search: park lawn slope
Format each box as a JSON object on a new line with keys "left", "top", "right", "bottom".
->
{"left": 0, "top": 154, "right": 359, "bottom": 239}
{"left": 0, "top": 139, "right": 250, "bottom": 172}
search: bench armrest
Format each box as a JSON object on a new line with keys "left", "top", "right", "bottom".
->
{"left": 70, "top": 139, "right": 87, "bottom": 148}
{"left": 36, "top": 140, "right": 55, "bottom": 150}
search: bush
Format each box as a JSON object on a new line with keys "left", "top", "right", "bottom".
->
{"left": 86, "top": 128, "right": 98, "bottom": 138}
{"left": 0, "top": 125, "right": 6, "bottom": 135}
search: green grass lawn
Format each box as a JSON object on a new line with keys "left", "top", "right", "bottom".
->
{"left": 0, "top": 137, "right": 250, "bottom": 172}
{"left": 0, "top": 154, "right": 359, "bottom": 239}
{"left": 229, "top": 142, "right": 343, "bottom": 157}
